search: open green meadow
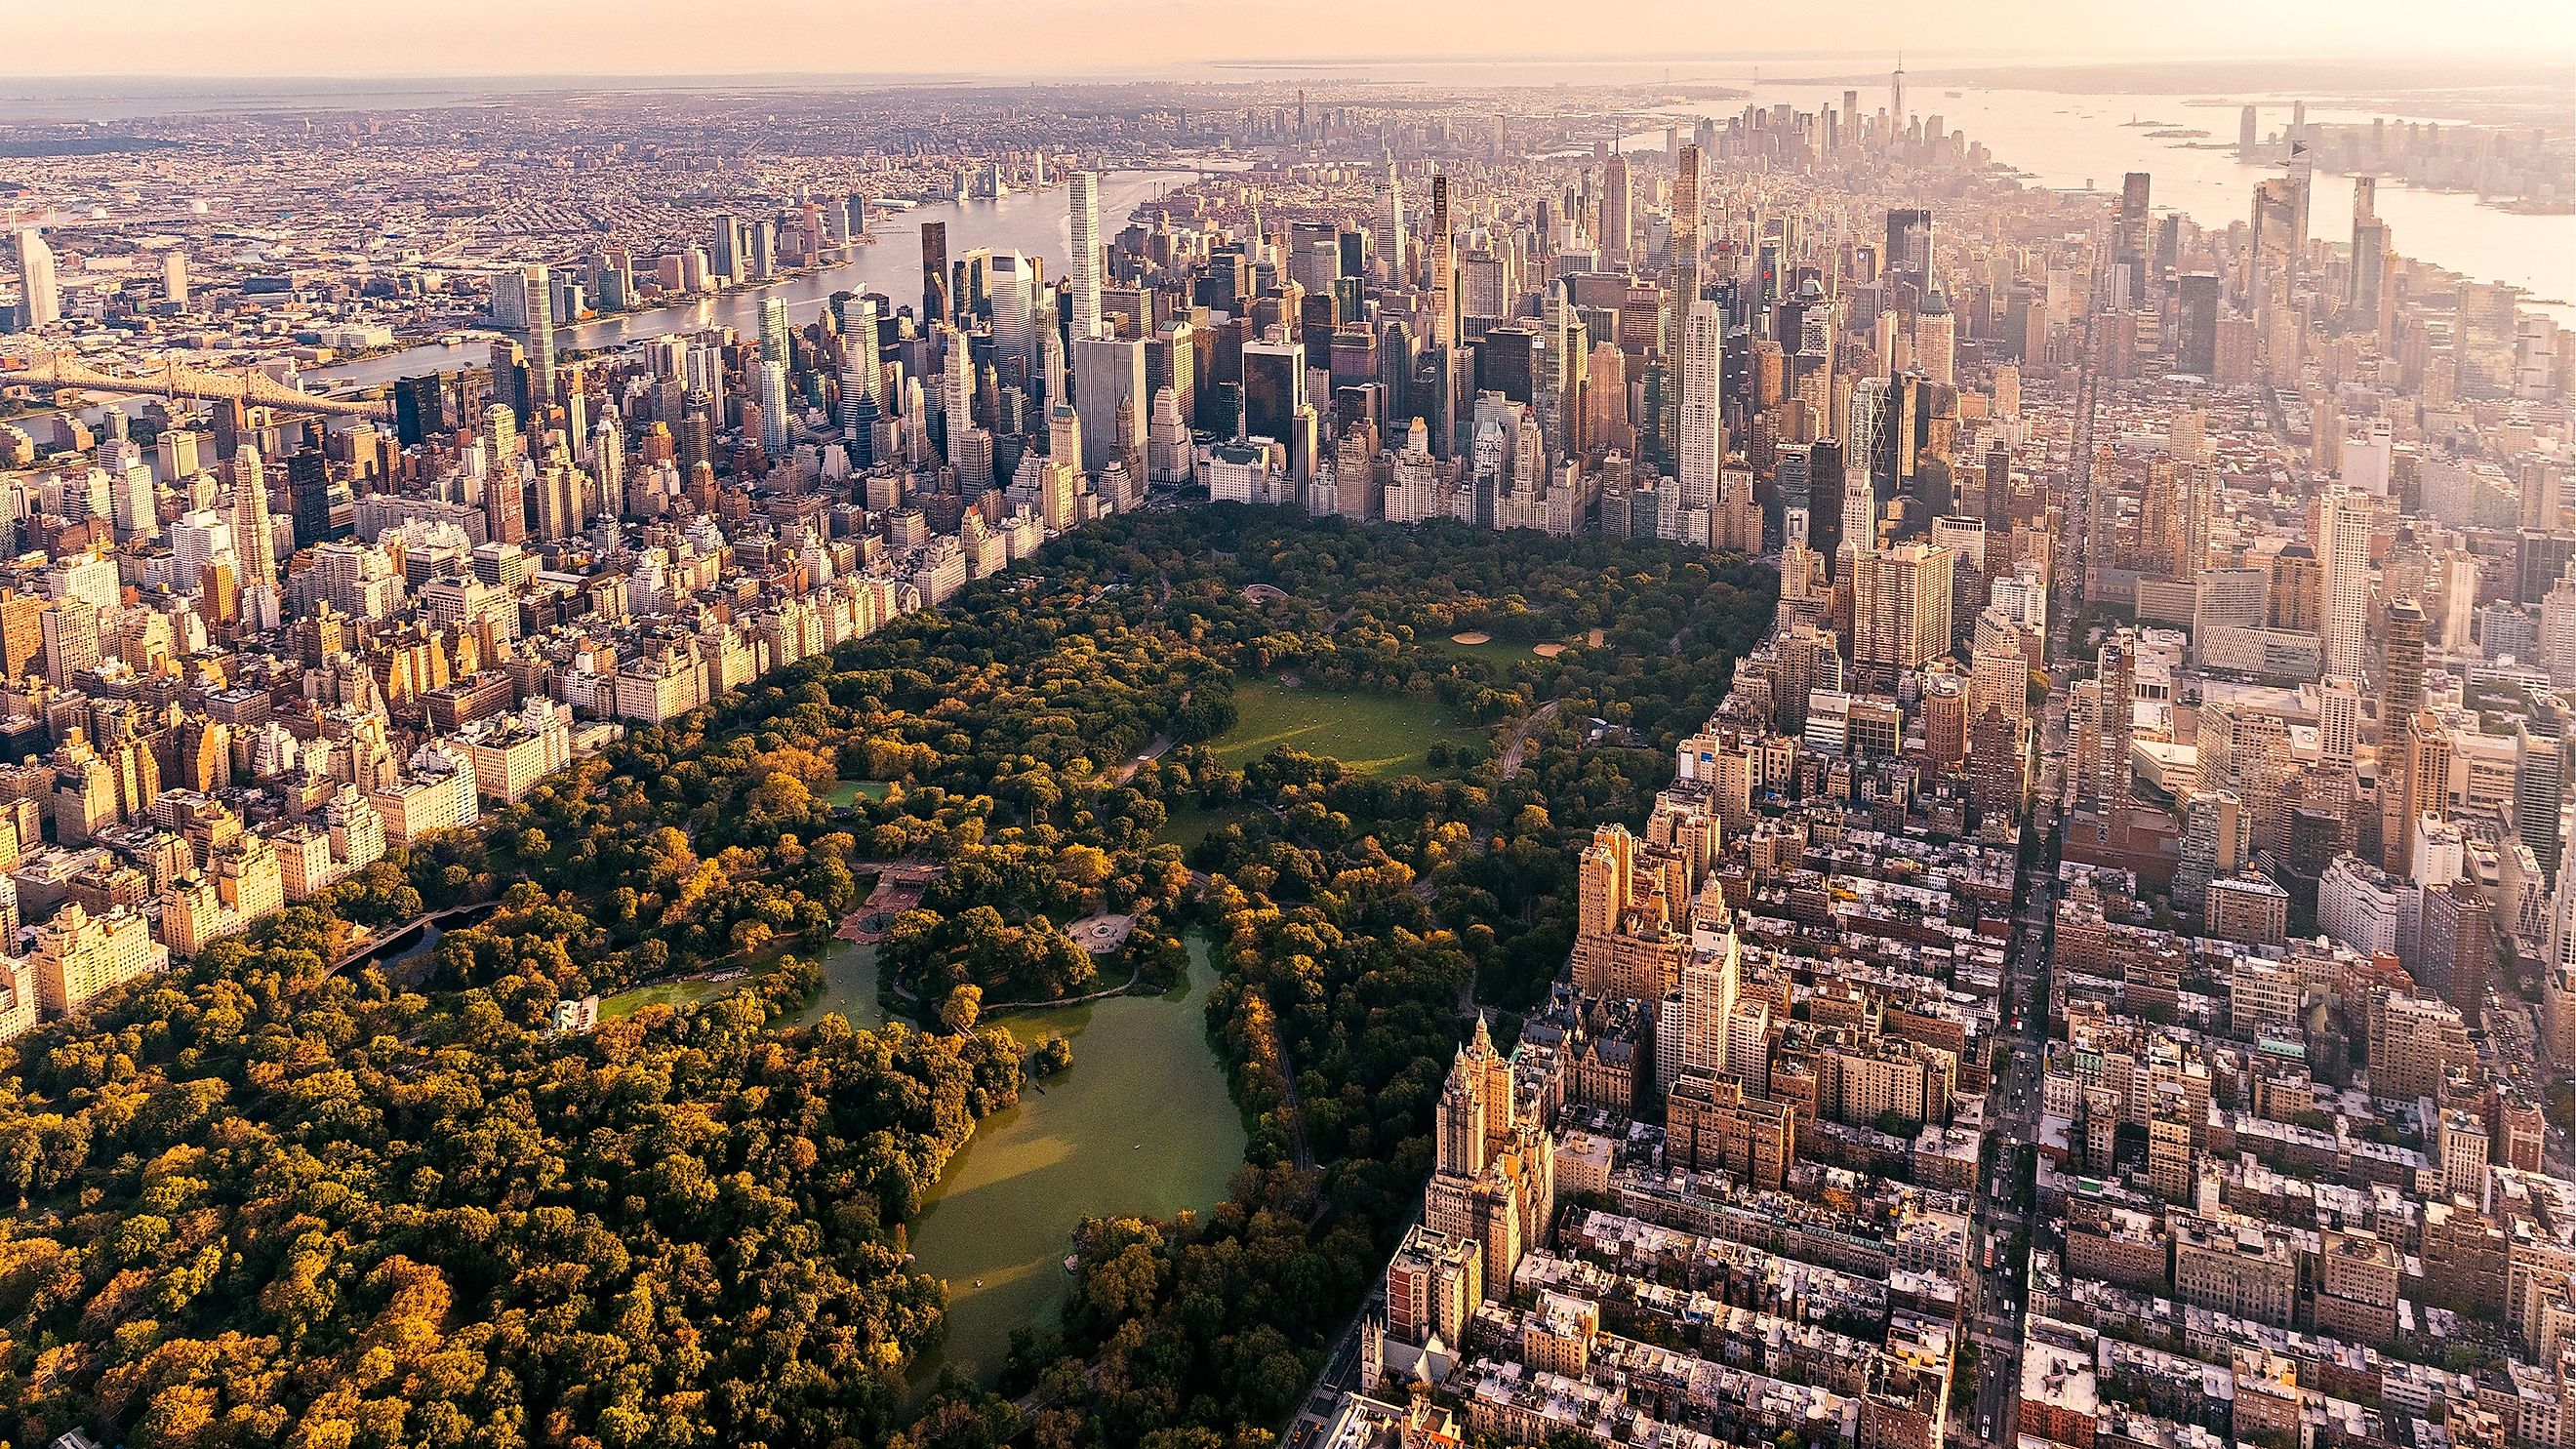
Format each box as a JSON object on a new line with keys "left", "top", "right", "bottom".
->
{"left": 598, "top": 978, "right": 733, "bottom": 1020}
{"left": 1209, "top": 678, "right": 1479, "bottom": 778}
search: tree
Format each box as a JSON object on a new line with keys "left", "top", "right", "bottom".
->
{"left": 0, "top": 506, "right": 1781, "bottom": 1449}
{"left": 1030, "top": 1031, "right": 1073, "bottom": 1076}
{"left": 942, "top": 984, "right": 984, "bottom": 1034}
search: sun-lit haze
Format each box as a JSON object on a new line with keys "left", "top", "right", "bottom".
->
{"left": 8, "top": 0, "right": 2574, "bottom": 77}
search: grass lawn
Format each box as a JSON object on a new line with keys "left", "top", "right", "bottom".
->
{"left": 1211, "top": 679, "right": 1478, "bottom": 779}
{"left": 1419, "top": 632, "right": 1541, "bottom": 664}
{"left": 1153, "top": 799, "right": 1252, "bottom": 850}
{"left": 599, "top": 978, "right": 734, "bottom": 1020}
{"left": 824, "top": 779, "right": 893, "bottom": 808}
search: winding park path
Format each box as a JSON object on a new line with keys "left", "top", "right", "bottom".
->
{"left": 1497, "top": 700, "right": 1562, "bottom": 782}
{"left": 978, "top": 963, "right": 1146, "bottom": 1016}
{"left": 1110, "top": 733, "right": 1173, "bottom": 786}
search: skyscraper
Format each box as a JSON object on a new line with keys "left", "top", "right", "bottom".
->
{"left": 1883, "top": 207, "right": 1934, "bottom": 302}
{"left": 2387, "top": 707, "right": 2450, "bottom": 880}
{"left": 1916, "top": 290, "right": 1955, "bottom": 385}
{"left": 759, "top": 297, "right": 790, "bottom": 369}
{"left": 229, "top": 445, "right": 278, "bottom": 587}
{"left": 839, "top": 299, "right": 882, "bottom": 421}
{"left": 2176, "top": 273, "right": 2221, "bottom": 376}
{"left": 285, "top": 433, "right": 333, "bottom": 547}
{"left": 1069, "top": 171, "right": 1104, "bottom": 344}
{"left": 2382, "top": 598, "right": 2428, "bottom": 725}
{"left": 2286, "top": 141, "right": 2314, "bottom": 276}
{"left": 592, "top": 410, "right": 624, "bottom": 517}
{"left": 486, "top": 464, "right": 527, "bottom": 545}
{"left": 12, "top": 227, "right": 60, "bottom": 329}
{"left": 920, "top": 221, "right": 949, "bottom": 324}
{"left": 2094, "top": 634, "right": 2136, "bottom": 805}
{"left": 1678, "top": 299, "right": 1725, "bottom": 512}
{"left": 2320, "top": 675, "right": 2360, "bottom": 770}
{"left": 757, "top": 359, "right": 788, "bottom": 457}
{"left": 1666, "top": 144, "right": 1702, "bottom": 360}
{"left": 2319, "top": 489, "right": 2372, "bottom": 683}
{"left": 1601, "top": 151, "right": 1632, "bottom": 266}
{"left": 710, "top": 215, "right": 742, "bottom": 281}
{"left": 2374, "top": 598, "right": 2433, "bottom": 875}
{"left": 2516, "top": 711, "right": 2571, "bottom": 882}
{"left": 1430, "top": 172, "right": 1456, "bottom": 349}
{"left": 2116, "top": 173, "right": 2151, "bottom": 299}
{"left": 986, "top": 251, "right": 1034, "bottom": 384}
{"left": 1669, "top": 932, "right": 1742, "bottom": 1090}
{"left": 517, "top": 265, "right": 557, "bottom": 416}
{"left": 2251, "top": 177, "right": 2301, "bottom": 296}
{"left": 1850, "top": 542, "right": 1956, "bottom": 685}
{"left": 1845, "top": 378, "right": 1887, "bottom": 555}
{"left": 1072, "top": 335, "right": 1146, "bottom": 477}
{"left": 1379, "top": 162, "right": 1406, "bottom": 285}
{"left": 1241, "top": 339, "right": 1306, "bottom": 445}
{"left": 1806, "top": 439, "right": 1849, "bottom": 568}
{"left": 2348, "top": 179, "right": 2388, "bottom": 327}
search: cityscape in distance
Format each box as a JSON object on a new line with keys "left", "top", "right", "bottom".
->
{"left": 0, "top": 6, "right": 2573, "bottom": 1449}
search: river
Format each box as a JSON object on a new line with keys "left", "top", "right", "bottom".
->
{"left": 308, "top": 170, "right": 1208, "bottom": 391}
{"left": 1633, "top": 83, "right": 2576, "bottom": 323}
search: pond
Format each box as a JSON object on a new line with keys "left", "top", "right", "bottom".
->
{"left": 901, "top": 933, "right": 1243, "bottom": 1389}
{"left": 785, "top": 936, "right": 887, "bottom": 1031}
{"left": 340, "top": 902, "right": 503, "bottom": 987}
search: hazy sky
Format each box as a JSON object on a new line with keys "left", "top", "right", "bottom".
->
{"left": 12, "top": 0, "right": 2574, "bottom": 79}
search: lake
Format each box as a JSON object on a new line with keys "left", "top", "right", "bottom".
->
{"left": 751, "top": 927, "right": 1240, "bottom": 1389}
{"left": 784, "top": 935, "right": 887, "bottom": 1031}
{"left": 440, "top": 807, "right": 1235, "bottom": 1381}
{"left": 901, "top": 932, "right": 1243, "bottom": 1389}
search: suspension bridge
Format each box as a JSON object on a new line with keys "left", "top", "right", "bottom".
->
{"left": 0, "top": 351, "right": 393, "bottom": 420}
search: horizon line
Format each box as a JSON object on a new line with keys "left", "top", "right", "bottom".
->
{"left": 2, "top": 49, "right": 2568, "bottom": 87}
